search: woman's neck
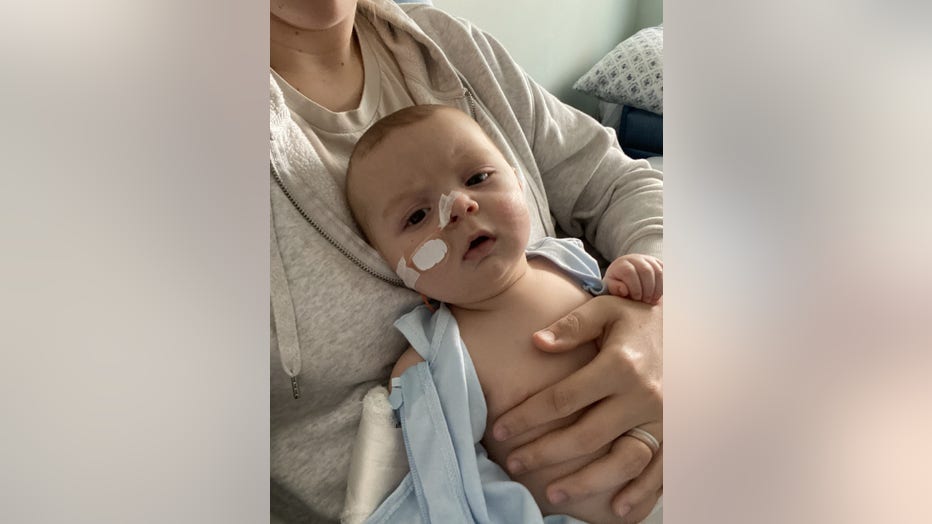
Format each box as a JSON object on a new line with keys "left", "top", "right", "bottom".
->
{"left": 270, "top": 13, "right": 364, "bottom": 112}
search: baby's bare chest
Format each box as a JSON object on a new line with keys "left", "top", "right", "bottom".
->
{"left": 455, "top": 277, "right": 598, "bottom": 425}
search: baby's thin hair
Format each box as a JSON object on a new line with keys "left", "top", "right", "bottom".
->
{"left": 349, "top": 104, "right": 456, "bottom": 169}
{"left": 347, "top": 104, "right": 461, "bottom": 235}
{"left": 346, "top": 104, "right": 471, "bottom": 240}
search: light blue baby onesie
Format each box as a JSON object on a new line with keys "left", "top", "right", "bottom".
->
{"left": 366, "top": 237, "right": 605, "bottom": 524}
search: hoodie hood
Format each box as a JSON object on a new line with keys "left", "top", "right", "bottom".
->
{"left": 357, "top": 0, "right": 467, "bottom": 101}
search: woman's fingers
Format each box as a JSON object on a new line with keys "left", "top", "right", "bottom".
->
{"left": 491, "top": 355, "right": 614, "bottom": 442}
{"left": 612, "top": 444, "right": 663, "bottom": 521}
{"left": 494, "top": 296, "right": 628, "bottom": 441}
{"left": 544, "top": 433, "right": 653, "bottom": 505}
{"left": 530, "top": 295, "right": 625, "bottom": 353}
{"left": 504, "top": 391, "right": 656, "bottom": 474}
{"left": 495, "top": 296, "right": 662, "bottom": 446}
{"left": 491, "top": 294, "right": 664, "bottom": 519}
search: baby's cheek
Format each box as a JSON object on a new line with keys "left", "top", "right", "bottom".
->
{"left": 509, "top": 202, "right": 532, "bottom": 244}
{"left": 413, "top": 265, "right": 462, "bottom": 302}
{"left": 394, "top": 238, "right": 427, "bottom": 265}
{"left": 499, "top": 194, "right": 531, "bottom": 223}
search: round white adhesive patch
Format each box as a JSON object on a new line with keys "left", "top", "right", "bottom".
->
{"left": 411, "top": 239, "right": 448, "bottom": 271}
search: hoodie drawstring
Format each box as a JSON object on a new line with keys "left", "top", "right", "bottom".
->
{"left": 271, "top": 203, "right": 303, "bottom": 399}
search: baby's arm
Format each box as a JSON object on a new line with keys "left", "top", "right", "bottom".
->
{"left": 390, "top": 347, "right": 425, "bottom": 382}
{"left": 604, "top": 254, "right": 664, "bottom": 304}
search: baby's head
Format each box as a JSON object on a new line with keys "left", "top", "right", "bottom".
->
{"left": 347, "top": 105, "right": 531, "bottom": 305}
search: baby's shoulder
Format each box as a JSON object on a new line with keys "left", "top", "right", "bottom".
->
{"left": 390, "top": 346, "right": 425, "bottom": 381}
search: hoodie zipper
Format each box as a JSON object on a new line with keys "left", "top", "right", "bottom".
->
{"left": 270, "top": 161, "right": 404, "bottom": 288}
{"left": 463, "top": 87, "right": 477, "bottom": 120}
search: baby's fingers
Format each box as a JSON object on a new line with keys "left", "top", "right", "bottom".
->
{"left": 614, "top": 261, "right": 644, "bottom": 301}
{"left": 633, "top": 260, "right": 656, "bottom": 303}
{"left": 606, "top": 277, "right": 630, "bottom": 298}
{"left": 646, "top": 257, "right": 663, "bottom": 304}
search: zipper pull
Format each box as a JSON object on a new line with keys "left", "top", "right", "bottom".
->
{"left": 389, "top": 377, "right": 404, "bottom": 428}
{"left": 291, "top": 376, "right": 301, "bottom": 399}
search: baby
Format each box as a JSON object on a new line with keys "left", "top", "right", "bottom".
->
{"left": 346, "top": 105, "right": 662, "bottom": 523}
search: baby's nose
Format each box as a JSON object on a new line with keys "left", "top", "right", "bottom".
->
{"left": 448, "top": 192, "right": 478, "bottom": 225}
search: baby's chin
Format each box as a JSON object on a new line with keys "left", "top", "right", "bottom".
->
{"left": 418, "top": 286, "right": 504, "bottom": 310}
{"left": 413, "top": 284, "right": 466, "bottom": 304}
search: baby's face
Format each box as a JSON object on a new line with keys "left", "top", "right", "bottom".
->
{"left": 349, "top": 109, "right": 530, "bottom": 305}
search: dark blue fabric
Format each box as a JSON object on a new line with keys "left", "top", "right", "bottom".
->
{"left": 618, "top": 105, "right": 663, "bottom": 159}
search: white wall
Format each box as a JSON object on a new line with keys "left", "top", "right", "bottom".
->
{"left": 433, "top": 0, "right": 662, "bottom": 116}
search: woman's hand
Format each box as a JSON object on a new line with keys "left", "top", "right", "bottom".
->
{"left": 491, "top": 295, "right": 663, "bottom": 519}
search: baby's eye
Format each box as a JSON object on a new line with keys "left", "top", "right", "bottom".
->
{"left": 406, "top": 208, "right": 428, "bottom": 227}
{"left": 466, "top": 172, "right": 490, "bottom": 186}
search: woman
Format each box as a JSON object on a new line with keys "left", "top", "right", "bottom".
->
{"left": 269, "top": 1, "right": 663, "bottom": 522}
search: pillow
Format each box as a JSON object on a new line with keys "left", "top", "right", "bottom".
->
{"left": 573, "top": 25, "right": 663, "bottom": 115}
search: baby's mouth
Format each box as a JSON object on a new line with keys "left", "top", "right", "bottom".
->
{"left": 469, "top": 235, "right": 490, "bottom": 249}
{"left": 464, "top": 234, "right": 495, "bottom": 260}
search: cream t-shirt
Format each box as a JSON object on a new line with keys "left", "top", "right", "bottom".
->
{"left": 271, "top": 16, "right": 415, "bottom": 231}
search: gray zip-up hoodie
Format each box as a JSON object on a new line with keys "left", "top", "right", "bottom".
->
{"left": 270, "top": 1, "right": 663, "bottom": 521}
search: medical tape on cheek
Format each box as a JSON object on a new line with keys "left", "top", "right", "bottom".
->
{"left": 395, "top": 257, "right": 420, "bottom": 289}
{"left": 394, "top": 236, "right": 449, "bottom": 289}
{"left": 395, "top": 191, "right": 455, "bottom": 287}
{"left": 411, "top": 238, "right": 448, "bottom": 271}
{"left": 437, "top": 191, "right": 463, "bottom": 230}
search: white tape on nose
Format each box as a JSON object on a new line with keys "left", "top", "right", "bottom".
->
{"left": 395, "top": 257, "right": 420, "bottom": 289}
{"left": 438, "top": 191, "right": 463, "bottom": 229}
{"left": 412, "top": 239, "right": 448, "bottom": 270}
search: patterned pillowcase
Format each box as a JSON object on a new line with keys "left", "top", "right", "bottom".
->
{"left": 574, "top": 25, "right": 663, "bottom": 115}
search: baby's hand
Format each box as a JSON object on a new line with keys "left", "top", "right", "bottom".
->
{"left": 604, "top": 254, "right": 663, "bottom": 304}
